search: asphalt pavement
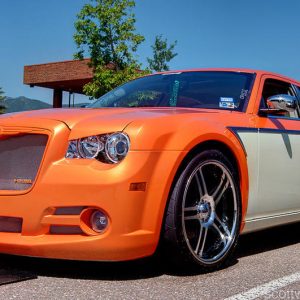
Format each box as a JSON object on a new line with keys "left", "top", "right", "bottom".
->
{"left": 0, "top": 222, "right": 299, "bottom": 300}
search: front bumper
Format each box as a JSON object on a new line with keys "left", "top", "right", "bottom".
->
{"left": 0, "top": 121, "right": 184, "bottom": 261}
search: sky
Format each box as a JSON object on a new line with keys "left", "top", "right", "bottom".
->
{"left": 1, "top": 0, "right": 300, "bottom": 105}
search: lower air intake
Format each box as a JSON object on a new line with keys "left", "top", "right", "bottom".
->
{"left": 49, "top": 226, "right": 84, "bottom": 235}
{"left": 0, "top": 216, "right": 22, "bottom": 233}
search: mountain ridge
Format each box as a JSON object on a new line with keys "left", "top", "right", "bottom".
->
{"left": 3, "top": 96, "right": 52, "bottom": 113}
{"left": 0, "top": 96, "right": 89, "bottom": 113}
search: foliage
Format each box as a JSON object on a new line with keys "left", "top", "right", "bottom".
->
{"left": 74, "top": 0, "right": 146, "bottom": 98}
{"left": 147, "top": 35, "right": 177, "bottom": 72}
{"left": 0, "top": 87, "right": 4, "bottom": 101}
{"left": 0, "top": 87, "right": 6, "bottom": 114}
{"left": 83, "top": 64, "right": 149, "bottom": 99}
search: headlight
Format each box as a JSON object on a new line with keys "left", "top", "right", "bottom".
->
{"left": 78, "top": 136, "right": 104, "bottom": 159}
{"left": 105, "top": 133, "right": 130, "bottom": 163}
{"left": 66, "top": 132, "right": 130, "bottom": 164}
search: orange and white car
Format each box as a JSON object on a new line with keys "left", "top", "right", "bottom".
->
{"left": 0, "top": 68, "right": 299, "bottom": 271}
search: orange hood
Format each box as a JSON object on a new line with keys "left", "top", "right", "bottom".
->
{"left": 0, "top": 107, "right": 231, "bottom": 141}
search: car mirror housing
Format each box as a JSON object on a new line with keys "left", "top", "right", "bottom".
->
{"left": 260, "top": 94, "right": 297, "bottom": 116}
{"left": 267, "top": 94, "right": 297, "bottom": 111}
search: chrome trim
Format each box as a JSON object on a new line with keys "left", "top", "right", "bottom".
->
{"left": 242, "top": 211, "right": 300, "bottom": 234}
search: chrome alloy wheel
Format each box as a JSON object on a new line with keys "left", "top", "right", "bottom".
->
{"left": 182, "top": 160, "right": 238, "bottom": 264}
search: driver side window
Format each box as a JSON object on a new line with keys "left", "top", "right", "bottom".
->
{"left": 260, "top": 79, "right": 299, "bottom": 118}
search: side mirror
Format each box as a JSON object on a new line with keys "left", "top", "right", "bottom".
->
{"left": 267, "top": 94, "right": 297, "bottom": 111}
{"left": 260, "top": 94, "right": 297, "bottom": 115}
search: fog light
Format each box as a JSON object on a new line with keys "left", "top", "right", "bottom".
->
{"left": 90, "top": 210, "right": 108, "bottom": 233}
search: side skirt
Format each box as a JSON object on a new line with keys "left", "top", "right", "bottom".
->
{"left": 242, "top": 211, "right": 300, "bottom": 234}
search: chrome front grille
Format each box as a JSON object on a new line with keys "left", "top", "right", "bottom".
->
{"left": 0, "top": 134, "right": 48, "bottom": 191}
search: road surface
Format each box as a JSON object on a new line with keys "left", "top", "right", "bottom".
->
{"left": 0, "top": 222, "right": 299, "bottom": 300}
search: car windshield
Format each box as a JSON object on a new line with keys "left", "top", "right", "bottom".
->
{"left": 88, "top": 71, "right": 255, "bottom": 111}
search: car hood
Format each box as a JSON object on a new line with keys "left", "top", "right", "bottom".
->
{"left": 0, "top": 107, "right": 231, "bottom": 139}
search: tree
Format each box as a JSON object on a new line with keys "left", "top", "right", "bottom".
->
{"left": 147, "top": 35, "right": 177, "bottom": 72}
{"left": 0, "top": 87, "right": 6, "bottom": 114}
{"left": 74, "top": 0, "right": 146, "bottom": 98}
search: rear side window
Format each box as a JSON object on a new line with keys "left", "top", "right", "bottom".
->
{"left": 262, "top": 79, "right": 294, "bottom": 100}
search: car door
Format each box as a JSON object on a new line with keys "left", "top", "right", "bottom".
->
{"left": 246, "top": 76, "right": 300, "bottom": 225}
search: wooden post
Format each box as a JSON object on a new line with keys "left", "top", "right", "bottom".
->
{"left": 53, "top": 89, "right": 63, "bottom": 108}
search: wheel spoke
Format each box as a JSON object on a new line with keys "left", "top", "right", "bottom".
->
{"left": 194, "top": 172, "right": 203, "bottom": 198}
{"left": 214, "top": 176, "right": 230, "bottom": 206}
{"left": 212, "top": 172, "right": 225, "bottom": 198}
{"left": 212, "top": 223, "right": 226, "bottom": 242}
{"left": 195, "top": 224, "right": 208, "bottom": 257}
{"left": 195, "top": 224, "right": 203, "bottom": 254}
{"left": 199, "top": 169, "right": 208, "bottom": 195}
{"left": 184, "top": 206, "right": 198, "bottom": 212}
{"left": 199, "top": 227, "right": 208, "bottom": 256}
{"left": 215, "top": 215, "right": 231, "bottom": 239}
{"left": 195, "top": 168, "right": 207, "bottom": 197}
{"left": 184, "top": 215, "right": 199, "bottom": 220}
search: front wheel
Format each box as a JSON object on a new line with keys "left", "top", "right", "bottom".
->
{"left": 163, "top": 149, "right": 241, "bottom": 271}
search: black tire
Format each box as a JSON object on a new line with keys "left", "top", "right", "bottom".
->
{"left": 163, "top": 149, "right": 241, "bottom": 271}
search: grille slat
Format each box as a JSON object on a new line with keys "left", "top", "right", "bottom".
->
{"left": 0, "top": 134, "right": 48, "bottom": 191}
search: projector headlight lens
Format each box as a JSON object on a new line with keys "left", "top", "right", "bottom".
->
{"left": 105, "top": 133, "right": 130, "bottom": 163}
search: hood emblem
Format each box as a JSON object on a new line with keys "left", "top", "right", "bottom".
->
{"left": 14, "top": 178, "right": 33, "bottom": 184}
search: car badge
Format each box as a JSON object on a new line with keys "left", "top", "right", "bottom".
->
{"left": 14, "top": 178, "right": 33, "bottom": 184}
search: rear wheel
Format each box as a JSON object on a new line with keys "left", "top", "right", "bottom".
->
{"left": 163, "top": 149, "right": 241, "bottom": 270}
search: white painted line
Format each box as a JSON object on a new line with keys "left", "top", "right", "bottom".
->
{"left": 224, "top": 272, "right": 300, "bottom": 300}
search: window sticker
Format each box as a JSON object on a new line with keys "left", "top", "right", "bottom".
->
{"left": 169, "top": 80, "right": 180, "bottom": 107}
{"left": 240, "top": 89, "right": 249, "bottom": 100}
{"left": 219, "top": 97, "right": 235, "bottom": 108}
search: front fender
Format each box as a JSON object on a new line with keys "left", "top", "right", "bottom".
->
{"left": 125, "top": 118, "right": 249, "bottom": 233}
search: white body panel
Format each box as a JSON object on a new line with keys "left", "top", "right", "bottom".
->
{"left": 234, "top": 128, "right": 300, "bottom": 233}
{"left": 257, "top": 131, "right": 300, "bottom": 215}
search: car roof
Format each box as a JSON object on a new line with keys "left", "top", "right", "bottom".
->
{"left": 153, "top": 68, "right": 300, "bottom": 86}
